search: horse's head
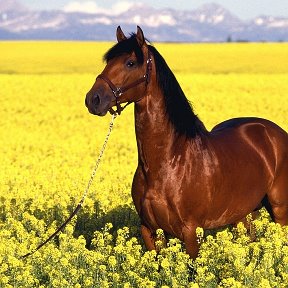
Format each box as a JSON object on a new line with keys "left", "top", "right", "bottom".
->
{"left": 85, "top": 26, "right": 152, "bottom": 116}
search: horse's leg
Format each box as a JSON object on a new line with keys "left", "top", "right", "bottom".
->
{"left": 141, "top": 224, "right": 156, "bottom": 251}
{"left": 268, "top": 165, "right": 288, "bottom": 225}
{"left": 183, "top": 226, "right": 200, "bottom": 259}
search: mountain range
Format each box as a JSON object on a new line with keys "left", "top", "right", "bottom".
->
{"left": 0, "top": 0, "right": 287, "bottom": 42}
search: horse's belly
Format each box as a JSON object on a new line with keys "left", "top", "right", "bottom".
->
{"left": 203, "top": 183, "right": 267, "bottom": 228}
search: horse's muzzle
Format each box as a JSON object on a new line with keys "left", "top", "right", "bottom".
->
{"left": 85, "top": 91, "right": 111, "bottom": 116}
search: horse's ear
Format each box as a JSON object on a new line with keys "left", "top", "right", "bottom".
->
{"left": 116, "top": 26, "right": 127, "bottom": 42}
{"left": 136, "top": 26, "right": 145, "bottom": 47}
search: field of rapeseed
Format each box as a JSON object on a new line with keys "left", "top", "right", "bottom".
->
{"left": 0, "top": 41, "right": 288, "bottom": 287}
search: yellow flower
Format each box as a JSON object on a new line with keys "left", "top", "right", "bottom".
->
{"left": 60, "top": 257, "right": 69, "bottom": 266}
{"left": 108, "top": 256, "right": 117, "bottom": 268}
{"left": 1, "top": 41, "right": 288, "bottom": 288}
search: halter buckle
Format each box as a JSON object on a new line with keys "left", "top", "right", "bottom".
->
{"left": 115, "top": 87, "right": 123, "bottom": 97}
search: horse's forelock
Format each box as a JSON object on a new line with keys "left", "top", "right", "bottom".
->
{"left": 103, "top": 34, "right": 144, "bottom": 64}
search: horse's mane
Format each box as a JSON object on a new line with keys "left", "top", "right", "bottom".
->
{"left": 147, "top": 45, "right": 207, "bottom": 138}
{"left": 104, "top": 34, "right": 207, "bottom": 138}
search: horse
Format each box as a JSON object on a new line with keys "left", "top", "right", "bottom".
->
{"left": 85, "top": 26, "right": 288, "bottom": 258}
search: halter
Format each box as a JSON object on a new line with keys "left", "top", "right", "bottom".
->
{"left": 96, "top": 50, "right": 152, "bottom": 115}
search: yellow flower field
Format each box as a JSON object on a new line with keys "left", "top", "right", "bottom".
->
{"left": 0, "top": 41, "right": 288, "bottom": 287}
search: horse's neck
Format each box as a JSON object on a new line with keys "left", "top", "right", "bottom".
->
{"left": 133, "top": 88, "right": 210, "bottom": 178}
{"left": 134, "top": 89, "right": 179, "bottom": 169}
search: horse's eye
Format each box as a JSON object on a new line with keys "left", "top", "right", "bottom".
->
{"left": 126, "top": 60, "right": 136, "bottom": 68}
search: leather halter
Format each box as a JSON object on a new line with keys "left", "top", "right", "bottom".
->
{"left": 96, "top": 50, "right": 152, "bottom": 115}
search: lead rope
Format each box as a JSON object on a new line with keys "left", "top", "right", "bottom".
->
{"left": 22, "top": 113, "right": 117, "bottom": 258}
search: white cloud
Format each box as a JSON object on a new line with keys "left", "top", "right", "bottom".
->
{"left": 112, "top": 1, "right": 135, "bottom": 14}
{"left": 63, "top": 1, "right": 135, "bottom": 15}
{"left": 63, "top": 1, "right": 105, "bottom": 14}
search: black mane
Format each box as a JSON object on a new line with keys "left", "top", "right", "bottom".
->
{"left": 104, "top": 35, "right": 207, "bottom": 138}
{"left": 148, "top": 45, "right": 207, "bottom": 138}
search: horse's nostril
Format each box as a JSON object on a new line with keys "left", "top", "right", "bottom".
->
{"left": 92, "top": 94, "right": 101, "bottom": 106}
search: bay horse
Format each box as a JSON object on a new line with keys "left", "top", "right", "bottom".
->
{"left": 85, "top": 26, "right": 288, "bottom": 258}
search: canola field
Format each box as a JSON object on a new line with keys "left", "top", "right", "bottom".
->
{"left": 0, "top": 41, "right": 288, "bottom": 287}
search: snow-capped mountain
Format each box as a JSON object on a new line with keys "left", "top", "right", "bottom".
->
{"left": 0, "top": 1, "right": 287, "bottom": 42}
{"left": 0, "top": 0, "right": 26, "bottom": 13}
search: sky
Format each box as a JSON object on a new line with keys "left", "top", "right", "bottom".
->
{"left": 20, "top": 0, "right": 288, "bottom": 20}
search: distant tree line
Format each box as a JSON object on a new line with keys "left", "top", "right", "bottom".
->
{"left": 226, "top": 35, "right": 284, "bottom": 43}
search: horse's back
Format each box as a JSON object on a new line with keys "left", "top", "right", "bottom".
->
{"left": 211, "top": 117, "right": 288, "bottom": 164}
{"left": 212, "top": 117, "right": 287, "bottom": 135}
{"left": 212, "top": 117, "right": 288, "bottom": 151}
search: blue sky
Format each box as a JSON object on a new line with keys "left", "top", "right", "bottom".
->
{"left": 20, "top": 0, "right": 288, "bottom": 19}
